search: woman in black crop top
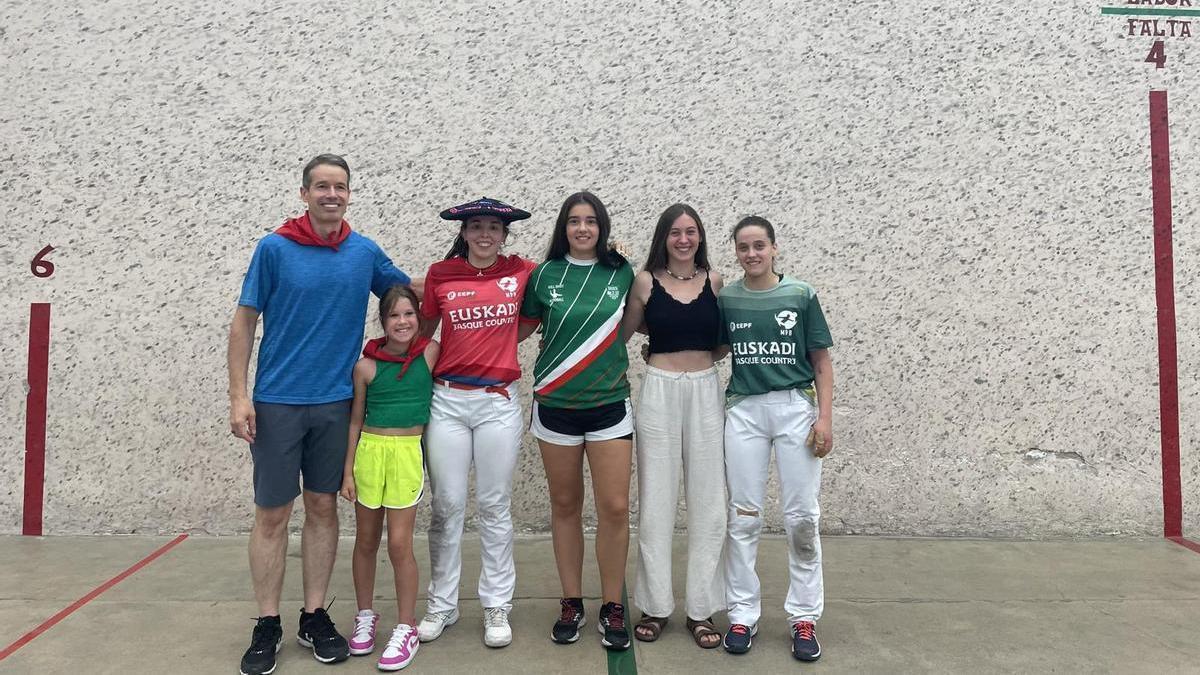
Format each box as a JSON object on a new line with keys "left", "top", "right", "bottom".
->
{"left": 619, "top": 203, "right": 727, "bottom": 649}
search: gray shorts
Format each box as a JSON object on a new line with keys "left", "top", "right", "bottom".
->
{"left": 250, "top": 400, "right": 351, "bottom": 508}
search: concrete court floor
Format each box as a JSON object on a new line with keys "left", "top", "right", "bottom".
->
{"left": 2, "top": 535, "right": 1199, "bottom": 674}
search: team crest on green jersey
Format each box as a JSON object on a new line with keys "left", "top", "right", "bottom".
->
{"left": 775, "top": 310, "right": 797, "bottom": 334}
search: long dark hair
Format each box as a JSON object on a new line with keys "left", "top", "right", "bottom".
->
{"left": 546, "top": 191, "right": 626, "bottom": 268}
{"left": 643, "top": 203, "right": 709, "bottom": 272}
{"left": 443, "top": 217, "right": 512, "bottom": 260}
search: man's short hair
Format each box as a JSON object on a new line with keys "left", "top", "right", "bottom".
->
{"left": 302, "top": 154, "right": 351, "bottom": 188}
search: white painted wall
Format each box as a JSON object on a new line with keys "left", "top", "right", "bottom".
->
{"left": 2, "top": 0, "right": 1196, "bottom": 536}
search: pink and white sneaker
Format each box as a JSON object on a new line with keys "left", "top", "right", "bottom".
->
{"left": 377, "top": 623, "right": 419, "bottom": 671}
{"left": 349, "top": 610, "right": 379, "bottom": 655}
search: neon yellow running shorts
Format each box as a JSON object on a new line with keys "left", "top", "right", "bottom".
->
{"left": 352, "top": 432, "right": 425, "bottom": 510}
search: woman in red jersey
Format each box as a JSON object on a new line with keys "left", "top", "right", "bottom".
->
{"left": 414, "top": 198, "right": 539, "bottom": 650}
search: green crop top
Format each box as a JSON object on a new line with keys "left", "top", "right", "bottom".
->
{"left": 364, "top": 357, "right": 432, "bottom": 427}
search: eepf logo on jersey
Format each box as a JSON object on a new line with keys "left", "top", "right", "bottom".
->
{"left": 496, "top": 276, "right": 518, "bottom": 298}
{"left": 775, "top": 310, "right": 797, "bottom": 336}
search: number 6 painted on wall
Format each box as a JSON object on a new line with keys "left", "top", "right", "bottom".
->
{"left": 31, "top": 245, "right": 55, "bottom": 278}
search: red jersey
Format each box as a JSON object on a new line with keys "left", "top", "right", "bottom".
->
{"left": 421, "top": 255, "right": 538, "bottom": 386}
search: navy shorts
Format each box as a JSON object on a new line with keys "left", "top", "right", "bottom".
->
{"left": 250, "top": 400, "right": 351, "bottom": 508}
{"left": 530, "top": 399, "right": 634, "bottom": 446}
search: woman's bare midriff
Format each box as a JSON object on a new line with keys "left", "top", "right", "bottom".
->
{"left": 647, "top": 349, "right": 716, "bottom": 372}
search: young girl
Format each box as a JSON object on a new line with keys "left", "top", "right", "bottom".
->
{"left": 717, "top": 216, "right": 834, "bottom": 663}
{"left": 340, "top": 285, "right": 440, "bottom": 671}
{"left": 521, "top": 191, "right": 636, "bottom": 651}
{"left": 619, "top": 203, "right": 726, "bottom": 649}
{"left": 416, "top": 197, "right": 538, "bottom": 649}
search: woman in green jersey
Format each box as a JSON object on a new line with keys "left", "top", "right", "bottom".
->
{"left": 520, "top": 191, "right": 635, "bottom": 651}
{"left": 717, "top": 216, "right": 834, "bottom": 663}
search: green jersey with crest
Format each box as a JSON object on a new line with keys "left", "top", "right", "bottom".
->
{"left": 521, "top": 256, "right": 634, "bottom": 408}
{"left": 718, "top": 275, "right": 833, "bottom": 405}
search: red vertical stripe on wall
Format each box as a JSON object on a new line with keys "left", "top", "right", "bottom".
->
{"left": 1149, "top": 90, "right": 1182, "bottom": 538}
{"left": 23, "top": 303, "right": 51, "bottom": 536}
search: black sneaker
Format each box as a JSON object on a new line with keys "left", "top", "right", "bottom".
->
{"left": 297, "top": 606, "right": 350, "bottom": 663}
{"left": 240, "top": 615, "right": 282, "bottom": 675}
{"left": 551, "top": 597, "right": 586, "bottom": 644}
{"left": 597, "top": 602, "right": 630, "bottom": 651}
{"left": 723, "top": 623, "right": 757, "bottom": 654}
{"left": 791, "top": 621, "right": 821, "bottom": 661}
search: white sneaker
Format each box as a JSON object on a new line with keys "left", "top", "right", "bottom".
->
{"left": 483, "top": 607, "right": 513, "bottom": 648}
{"left": 417, "top": 608, "right": 459, "bottom": 642}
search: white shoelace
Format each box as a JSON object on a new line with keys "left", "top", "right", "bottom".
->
{"left": 352, "top": 613, "right": 377, "bottom": 641}
{"left": 425, "top": 609, "right": 455, "bottom": 623}
{"left": 484, "top": 608, "right": 509, "bottom": 628}
{"left": 387, "top": 624, "right": 416, "bottom": 648}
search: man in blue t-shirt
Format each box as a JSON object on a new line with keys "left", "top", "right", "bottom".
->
{"left": 228, "top": 154, "right": 417, "bottom": 675}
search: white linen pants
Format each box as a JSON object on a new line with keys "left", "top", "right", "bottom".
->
{"left": 633, "top": 366, "right": 727, "bottom": 620}
{"left": 724, "top": 388, "right": 824, "bottom": 626}
{"left": 424, "top": 383, "right": 523, "bottom": 613}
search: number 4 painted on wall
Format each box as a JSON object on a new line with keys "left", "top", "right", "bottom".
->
{"left": 1145, "top": 40, "right": 1166, "bottom": 69}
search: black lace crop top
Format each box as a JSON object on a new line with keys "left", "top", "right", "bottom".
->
{"left": 644, "top": 272, "right": 721, "bottom": 354}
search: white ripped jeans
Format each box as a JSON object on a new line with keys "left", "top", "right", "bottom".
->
{"left": 424, "top": 382, "right": 523, "bottom": 613}
{"left": 723, "top": 388, "right": 823, "bottom": 626}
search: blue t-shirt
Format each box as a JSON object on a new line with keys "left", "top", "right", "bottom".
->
{"left": 238, "top": 231, "right": 411, "bottom": 404}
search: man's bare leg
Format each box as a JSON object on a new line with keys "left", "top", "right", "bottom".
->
{"left": 302, "top": 490, "right": 340, "bottom": 612}
{"left": 250, "top": 501, "right": 294, "bottom": 616}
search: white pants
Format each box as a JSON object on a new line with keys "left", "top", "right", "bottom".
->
{"left": 424, "top": 383, "right": 523, "bottom": 612}
{"left": 633, "top": 366, "right": 727, "bottom": 620}
{"left": 723, "top": 389, "right": 823, "bottom": 626}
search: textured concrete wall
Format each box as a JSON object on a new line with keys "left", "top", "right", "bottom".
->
{"left": 2, "top": 0, "right": 1197, "bottom": 536}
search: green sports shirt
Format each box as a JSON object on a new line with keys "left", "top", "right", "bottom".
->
{"left": 521, "top": 256, "right": 634, "bottom": 409}
{"left": 718, "top": 275, "right": 833, "bottom": 405}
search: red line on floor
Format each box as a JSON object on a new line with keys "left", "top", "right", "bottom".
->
{"left": 0, "top": 534, "right": 188, "bottom": 662}
{"left": 1169, "top": 537, "right": 1200, "bottom": 555}
{"left": 22, "top": 303, "right": 51, "bottom": 536}
{"left": 1149, "top": 89, "right": 1183, "bottom": 539}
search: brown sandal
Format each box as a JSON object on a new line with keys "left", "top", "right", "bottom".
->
{"left": 634, "top": 614, "right": 668, "bottom": 642}
{"left": 686, "top": 617, "right": 722, "bottom": 649}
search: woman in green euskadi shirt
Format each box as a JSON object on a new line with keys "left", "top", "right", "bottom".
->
{"left": 716, "top": 216, "right": 834, "bottom": 663}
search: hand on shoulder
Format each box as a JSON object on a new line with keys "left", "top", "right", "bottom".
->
{"left": 608, "top": 239, "right": 633, "bottom": 261}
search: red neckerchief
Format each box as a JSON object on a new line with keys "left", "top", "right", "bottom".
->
{"left": 362, "top": 336, "right": 431, "bottom": 380}
{"left": 275, "top": 212, "right": 351, "bottom": 251}
{"left": 426, "top": 255, "right": 533, "bottom": 285}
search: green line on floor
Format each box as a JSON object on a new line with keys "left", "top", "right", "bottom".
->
{"left": 607, "top": 583, "right": 638, "bottom": 675}
{"left": 1100, "top": 6, "right": 1200, "bottom": 16}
